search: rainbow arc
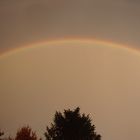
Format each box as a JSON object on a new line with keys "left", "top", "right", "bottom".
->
{"left": 0, "top": 38, "right": 139, "bottom": 57}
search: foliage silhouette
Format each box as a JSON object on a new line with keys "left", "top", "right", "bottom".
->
{"left": 45, "top": 107, "right": 101, "bottom": 140}
{"left": 0, "top": 131, "right": 4, "bottom": 140}
{"left": 15, "top": 126, "right": 39, "bottom": 140}
{"left": 0, "top": 127, "right": 41, "bottom": 140}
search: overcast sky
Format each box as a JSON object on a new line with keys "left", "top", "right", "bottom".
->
{"left": 0, "top": 0, "right": 140, "bottom": 53}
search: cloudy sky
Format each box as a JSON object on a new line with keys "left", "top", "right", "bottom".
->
{"left": 0, "top": 0, "right": 140, "bottom": 53}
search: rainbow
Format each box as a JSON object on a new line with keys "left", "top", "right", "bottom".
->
{"left": 0, "top": 38, "right": 140, "bottom": 58}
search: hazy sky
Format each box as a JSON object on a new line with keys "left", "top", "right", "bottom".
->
{"left": 1, "top": 1, "right": 140, "bottom": 140}
{"left": 0, "top": 0, "right": 140, "bottom": 53}
{"left": 1, "top": 41, "right": 140, "bottom": 140}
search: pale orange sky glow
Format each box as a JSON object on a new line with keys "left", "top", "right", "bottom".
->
{"left": 1, "top": 40, "right": 140, "bottom": 140}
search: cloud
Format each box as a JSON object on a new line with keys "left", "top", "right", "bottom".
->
{"left": 0, "top": 0, "right": 140, "bottom": 53}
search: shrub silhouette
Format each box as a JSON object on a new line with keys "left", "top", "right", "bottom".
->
{"left": 0, "top": 131, "right": 4, "bottom": 140}
{"left": 45, "top": 107, "right": 101, "bottom": 140}
{"left": 15, "top": 126, "right": 38, "bottom": 140}
{"left": 0, "top": 127, "right": 41, "bottom": 140}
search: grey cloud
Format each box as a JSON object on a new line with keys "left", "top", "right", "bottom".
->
{"left": 0, "top": 0, "right": 140, "bottom": 53}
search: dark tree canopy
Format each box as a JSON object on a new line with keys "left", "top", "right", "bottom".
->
{"left": 45, "top": 107, "right": 101, "bottom": 140}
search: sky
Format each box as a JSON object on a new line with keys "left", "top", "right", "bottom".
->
{"left": 0, "top": 0, "right": 140, "bottom": 53}
{"left": 1, "top": 41, "right": 140, "bottom": 140}
{"left": 1, "top": 1, "right": 140, "bottom": 140}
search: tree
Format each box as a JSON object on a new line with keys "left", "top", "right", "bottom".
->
{"left": 15, "top": 126, "right": 38, "bottom": 140}
{"left": 45, "top": 107, "right": 101, "bottom": 140}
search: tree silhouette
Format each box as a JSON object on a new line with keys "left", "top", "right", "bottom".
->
{"left": 45, "top": 107, "right": 101, "bottom": 140}
{"left": 15, "top": 126, "right": 38, "bottom": 140}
